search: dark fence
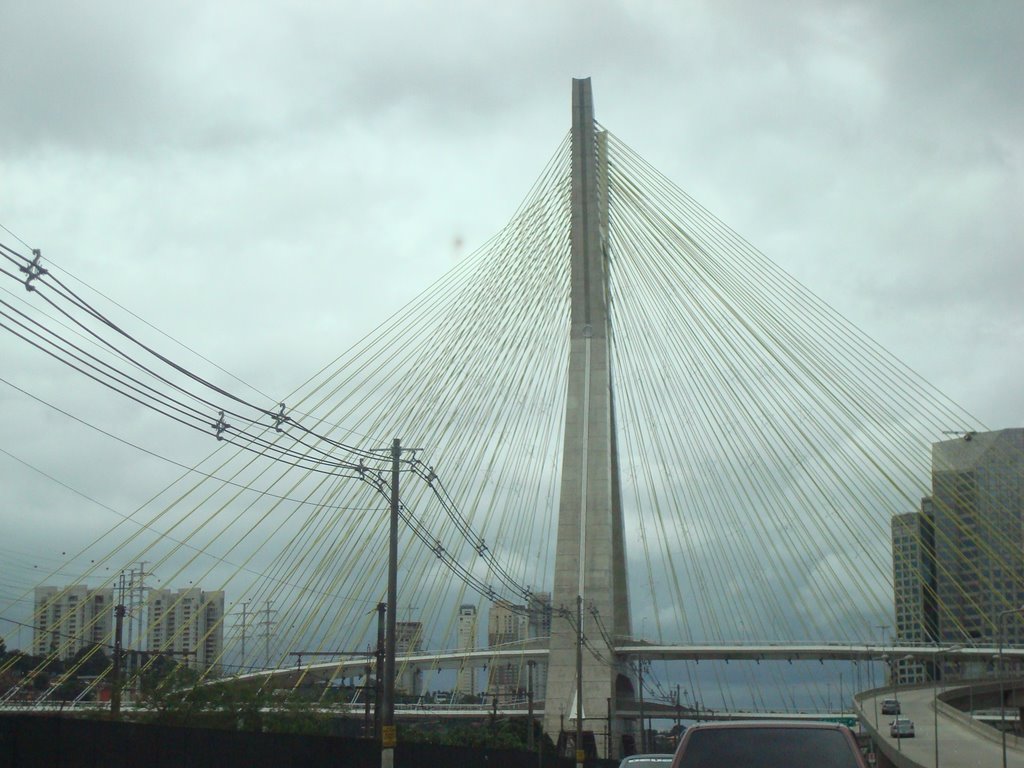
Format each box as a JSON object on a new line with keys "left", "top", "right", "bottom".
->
{"left": 0, "top": 714, "right": 583, "bottom": 768}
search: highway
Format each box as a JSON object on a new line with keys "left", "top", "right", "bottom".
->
{"left": 858, "top": 686, "right": 1024, "bottom": 768}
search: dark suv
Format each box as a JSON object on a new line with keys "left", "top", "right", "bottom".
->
{"left": 671, "top": 721, "right": 868, "bottom": 768}
{"left": 880, "top": 698, "right": 900, "bottom": 715}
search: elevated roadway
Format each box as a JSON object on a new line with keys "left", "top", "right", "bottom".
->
{"left": 618, "top": 643, "right": 1024, "bottom": 664}
{"left": 15, "top": 636, "right": 1009, "bottom": 700}
{"left": 233, "top": 643, "right": 1024, "bottom": 686}
{"left": 857, "top": 684, "right": 1024, "bottom": 768}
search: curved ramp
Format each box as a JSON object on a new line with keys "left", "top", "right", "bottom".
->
{"left": 857, "top": 686, "right": 1024, "bottom": 768}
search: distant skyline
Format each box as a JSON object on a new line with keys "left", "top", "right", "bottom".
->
{"left": 1, "top": 1, "right": 1021, "bottom": 665}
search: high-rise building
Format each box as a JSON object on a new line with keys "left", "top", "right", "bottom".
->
{"left": 147, "top": 588, "right": 225, "bottom": 673}
{"left": 932, "top": 429, "right": 1024, "bottom": 645}
{"left": 32, "top": 585, "right": 113, "bottom": 660}
{"left": 528, "top": 592, "right": 551, "bottom": 700}
{"left": 487, "top": 600, "right": 528, "bottom": 699}
{"left": 528, "top": 592, "right": 552, "bottom": 641}
{"left": 455, "top": 604, "right": 477, "bottom": 697}
{"left": 395, "top": 620, "right": 423, "bottom": 696}
{"left": 891, "top": 506, "right": 935, "bottom": 683}
{"left": 892, "top": 429, "right": 1024, "bottom": 680}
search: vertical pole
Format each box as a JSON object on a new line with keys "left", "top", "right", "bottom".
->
{"left": 376, "top": 602, "right": 386, "bottom": 738}
{"left": 240, "top": 601, "right": 247, "bottom": 671}
{"left": 606, "top": 697, "right": 612, "bottom": 759}
{"left": 528, "top": 661, "right": 536, "bottom": 751}
{"left": 126, "top": 569, "right": 135, "bottom": 651}
{"left": 265, "top": 600, "right": 273, "bottom": 668}
{"left": 676, "top": 684, "right": 681, "bottom": 733}
{"left": 136, "top": 561, "right": 148, "bottom": 670}
{"left": 1001, "top": 612, "right": 1007, "bottom": 768}
{"left": 934, "top": 666, "right": 939, "bottom": 768}
{"left": 382, "top": 438, "right": 400, "bottom": 768}
{"left": 576, "top": 594, "right": 584, "bottom": 768}
{"left": 638, "top": 658, "right": 645, "bottom": 751}
{"left": 111, "top": 573, "right": 126, "bottom": 716}
{"left": 364, "top": 648, "right": 372, "bottom": 736}
{"left": 894, "top": 660, "right": 902, "bottom": 753}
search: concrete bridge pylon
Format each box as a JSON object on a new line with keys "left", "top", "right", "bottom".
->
{"left": 543, "top": 77, "right": 633, "bottom": 760}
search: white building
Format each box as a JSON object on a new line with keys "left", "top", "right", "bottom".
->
{"left": 528, "top": 592, "right": 551, "bottom": 700}
{"left": 147, "top": 588, "right": 225, "bottom": 673}
{"left": 487, "top": 600, "right": 528, "bottom": 699}
{"left": 455, "top": 604, "right": 477, "bottom": 696}
{"left": 33, "top": 585, "right": 114, "bottom": 660}
{"left": 891, "top": 508, "right": 933, "bottom": 683}
{"left": 395, "top": 620, "right": 424, "bottom": 695}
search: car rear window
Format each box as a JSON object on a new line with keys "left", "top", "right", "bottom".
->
{"left": 676, "top": 727, "right": 860, "bottom": 768}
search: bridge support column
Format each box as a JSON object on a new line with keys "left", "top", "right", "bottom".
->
{"left": 544, "top": 77, "right": 632, "bottom": 761}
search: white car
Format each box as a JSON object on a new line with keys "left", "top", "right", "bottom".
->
{"left": 890, "top": 717, "right": 915, "bottom": 738}
{"left": 618, "top": 755, "right": 673, "bottom": 768}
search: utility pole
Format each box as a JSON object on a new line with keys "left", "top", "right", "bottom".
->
{"left": 364, "top": 646, "right": 372, "bottom": 737}
{"left": 225, "top": 600, "right": 250, "bottom": 673}
{"left": 120, "top": 561, "right": 149, "bottom": 680}
{"left": 381, "top": 438, "right": 401, "bottom": 768}
{"left": 134, "top": 561, "right": 149, "bottom": 664}
{"left": 606, "top": 698, "right": 612, "bottom": 760}
{"left": 375, "top": 602, "right": 386, "bottom": 739}
{"left": 527, "top": 660, "right": 535, "bottom": 751}
{"left": 675, "top": 684, "right": 681, "bottom": 733}
{"left": 637, "top": 657, "right": 645, "bottom": 752}
{"left": 111, "top": 572, "right": 126, "bottom": 716}
{"left": 259, "top": 599, "right": 276, "bottom": 669}
{"left": 239, "top": 601, "right": 248, "bottom": 671}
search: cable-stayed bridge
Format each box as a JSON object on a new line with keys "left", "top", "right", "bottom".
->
{"left": 1, "top": 79, "right": 1019, "bottom": 760}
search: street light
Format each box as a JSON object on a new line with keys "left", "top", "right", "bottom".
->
{"left": 933, "top": 644, "right": 961, "bottom": 768}
{"left": 870, "top": 654, "right": 889, "bottom": 732}
{"left": 998, "top": 606, "right": 1024, "bottom": 768}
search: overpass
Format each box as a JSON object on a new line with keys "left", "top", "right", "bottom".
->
{"left": 857, "top": 682, "right": 1024, "bottom": 768}
{"left": 233, "top": 642, "right": 1024, "bottom": 686}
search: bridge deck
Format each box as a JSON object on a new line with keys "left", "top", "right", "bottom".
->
{"left": 858, "top": 686, "right": 1024, "bottom": 768}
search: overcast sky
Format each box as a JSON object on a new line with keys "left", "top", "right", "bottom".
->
{"left": 2, "top": 1, "right": 1022, "bottom": 663}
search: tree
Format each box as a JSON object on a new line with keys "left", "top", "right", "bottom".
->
{"left": 70, "top": 645, "right": 110, "bottom": 677}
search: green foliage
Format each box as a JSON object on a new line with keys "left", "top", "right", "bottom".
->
{"left": 138, "top": 674, "right": 355, "bottom": 736}
{"left": 69, "top": 644, "right": 110, "bottom": 677}
{"left": 402, "top": 717, "right": 555, "bottom": 753}
{"left": 139, "top": 656, "right": 201, "bottom": 703}
{"left": 0, "top": 650, "right": 46, "bottom": 674}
